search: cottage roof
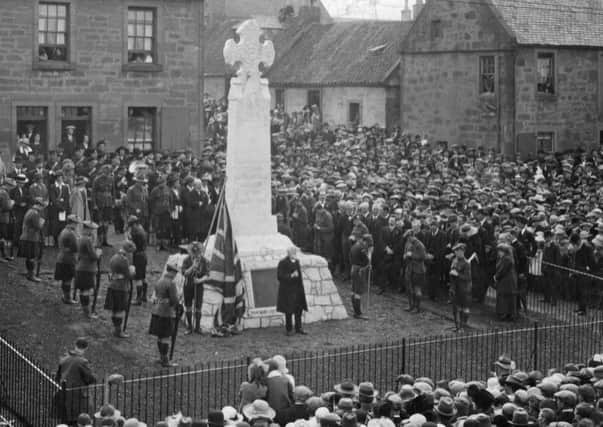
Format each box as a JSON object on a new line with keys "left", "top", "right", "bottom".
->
{"left": 268, "top": 21, "right": 409, "bottom": 87}
{"left": 489, "top": 0, "right": 603, "bottom": 47}
{"left": 204, "top": 18, "right": 240, "bottom": 77}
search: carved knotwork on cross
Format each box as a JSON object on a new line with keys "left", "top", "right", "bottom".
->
{"left": 223, "top": 19, "right": 275, "bottom": 92}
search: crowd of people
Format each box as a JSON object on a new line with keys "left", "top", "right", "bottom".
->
{"left": 2, "top": 106, "right": 603, "bottom": 327}
{"left": 56, "top": 348, "right": 603, "bottom": 427}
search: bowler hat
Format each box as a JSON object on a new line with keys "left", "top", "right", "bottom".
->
{"left": 434, "top": 396, "right": 457, "bottom": 418}
{"left": 509, "top": 409, "right": 534, "bottom": 426}
{"left": 334, "top": 381, "right": 358, "bottom": 397}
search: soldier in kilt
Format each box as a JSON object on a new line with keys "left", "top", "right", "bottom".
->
{"left": 149, "top": 258, "right": 180, "bottom": 368}
{"left": 0, "top": 178, "right": 16, "bottom": 261}
{"left": 74, "top": 221, "right": 102, "bottom": 319}
{"left": 92, "top": 164, "right": 115, "bottom": 247}
{"left": 449, "top": 242, "right": 472, "bottom": 332}
{"left": 105, "top": 241, "right": 136, "bottom": 338}
{"left": 350, "top": 234, "right": 373, "bottom": 320}
{"left": 181, "top": 241, "right": 208, "bottom": 335}
{"left": 55, "top": 215, "right": 80, "bottom": 304}
{"left": 128, "top": 215, "right": 149, "bottom": 305}
{"left": 18, "top": 197, "right": 45, "bottom": 282}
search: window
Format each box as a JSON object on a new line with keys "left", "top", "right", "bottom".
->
{"left": 127, "top": 8, "right": 156, "bottom": 64}
{"left": 479, "top": 56, "right": 495, "bottom": 94}
{"left": 537, "top": 52, "right": 555, "bottom": 95}
{"left": 349, "top": 102, "right": 361, "bottom": 125}
{"left": 38, "top": 3, "right": 69, "bottom": 62}
{"left": 307, "top": 90, "right": 320, "bottom": 109}
{"left": 61, "top": 107, "right": 92, "bottom": 147}
{"left": 128, "top": 107, "right": 156, "bottom": 152}
{"left": 17, "top": 107, "right": 48, "bottom": 154}
{"left": 275, "top": 89, "right": 285, "bottom": 109}
{"left": 430, "top": 19, "right": 442, "bottom": 40}
{"left": 537, "top": 132, "right": 554, "bottom": 153}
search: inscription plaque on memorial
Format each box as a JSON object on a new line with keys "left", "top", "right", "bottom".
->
{"left": 250, "top": 268, "right": 279, "bottom": 308}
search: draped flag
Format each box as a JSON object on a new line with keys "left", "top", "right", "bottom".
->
{"left": 205, "top": 193, "right": 245, "bottom": 333}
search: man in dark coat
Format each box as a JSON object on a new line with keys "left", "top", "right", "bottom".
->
{"left": 55, "top": 337, "right": 96, "bottom": 425}
{"left": 277, "top": 246, "right": 308, "bottom": 336}
{"left": 10, "top": 174, "right": 29, "bottom": 257}
{"left": 181, "top": 176, "right": 204, "bottom": 241}
{"left": 48, "top": 171, "right": 70, "bottom": 247}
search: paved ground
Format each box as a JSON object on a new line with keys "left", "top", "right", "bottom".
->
{"left": 0, "top": 231, "right": 555, "bottom": 377}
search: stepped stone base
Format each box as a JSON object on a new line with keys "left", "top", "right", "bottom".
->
{"left": 199, "top": 233, "right": 348, "bottom": 332}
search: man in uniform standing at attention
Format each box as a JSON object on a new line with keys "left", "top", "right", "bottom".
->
{"left": 55, "top": 215, "right": 80, "bottom": 304}
{"left": 182, "top": 241, "right": 208, "bottom": 335}
{"left": 18, "top": 197, "right": 45, "bottom": 282}
{"left": 74, "top": 221, "right": 102, "bottom": 319}
{"left": 404, "top": 221, "right": 427, "bottom": 313}
{"left": 92, "top": 164, "right": 115, "bottom": 247}
{"left": 149, "top": 258, "right": 180, "bottom": 368}
{"left": 128, "top": 215, "right": 149, "bottom": 306}
{"left": 126, "top": 173, "right": 149, "bottom": 232}
{"left": 104, "top": 241, "right": 136, "bottom": 338}
{"left": 277, "top": 246, "right": 308, "bottom": 336}
{"left": 350, "top": 234, "right": 373, "bottom": 320}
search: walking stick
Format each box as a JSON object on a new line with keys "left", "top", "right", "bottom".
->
{"left": 170, "top": 304, "right": 184, "bottom": 360}
{"left": 123, "top": 279, "right": 134, "bottom": 332}
{"left": 36, "top": 233, "right": 44, "bottom": 277}
{"left": 366, "top": 265, "right": 372, "bottom": 312}
{"left": 91, "top": 256, "right": 101, "bottom": 314}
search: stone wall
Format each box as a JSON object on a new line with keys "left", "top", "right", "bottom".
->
{"left": 0, "top": 0, "right": 203, "bottom": 156}
{"left": 270, "top": 86, "right": 389, "bottom": 127}
{"left": 514, "top": 47, "right": 600, "bottom": 153}
{"left": 200, "top": 251, "right": 348, "bottom": 332}
{"left": 400, "top": 0, "right": 516, "bottom": 153}
{"left": 204, "top": 76, "right": 228, "bottom": 101}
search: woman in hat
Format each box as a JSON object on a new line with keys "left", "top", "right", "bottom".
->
{"left": 450, "top": 242, "right": 472, "bottom": 332}
{"left": 242, "top": 400, "right": 277, "bottom": 427}
{"left": 74, "top": 221, "right": 102, "bottom": 319}
{"left": 239, "top": 361, "right": 268, "bottom": 412}
{"left": 18, "top": 197, "right": 45, "bottom": 282}
{"left": 493, "top": 243, "right": 518, "bottom": 321}
{"left": 149, "top": 257, "right": 180, "bottom": 367}
{"left": 55, "top": 215, "right": 80, "bottom": 304}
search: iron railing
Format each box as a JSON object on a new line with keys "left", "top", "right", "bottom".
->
{"left": 1, "top": 319, "right": 591, "bottom": 426}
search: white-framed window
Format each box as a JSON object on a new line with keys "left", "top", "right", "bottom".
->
{"left": 128, "top": 107, "right": 156, "bottom": 152}
{"left": 479, "top": 56, "right": 495, "bottom": 94}
{"left": 536, "top": 132, "right": 555, "bottom": 152}
{"left": 537, "top": 52, "right": 555, "bottom": 95}
{"left": 127, "top": 7, "right": 156, "bottom": 64}
{"left": 38, "top": 2, "right": 69, "bottom": 62}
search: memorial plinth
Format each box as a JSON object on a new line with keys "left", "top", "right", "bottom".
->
{"left": 199, "top": 20, "right": 347, "bottom": 332}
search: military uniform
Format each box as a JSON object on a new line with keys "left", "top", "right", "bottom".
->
{"left": 18, "top": 205, "right": 43, "bottom": 281}
{"left": 130, "top": 222, "right": 148, "bottom": 304}
{"left": 450, "top": 254, "right": 472, "bottom": 330}
{"left": 55, "top": 223, "right": 78, "bottom": 303}
{"left": 350, "top": 240, "right": 371, "bottom": 319}
{"left": 149, "top": 271, "right": 179, "bottom": 367}
{"left": 55, "top": 349, "right": 96, "bottom": 423}
{"left": 10, "top": 184, "right": 29, "bottom": 256}
{"left": 126, "top": 183, "right": 149, "bottom": 231}
{"left": 182, "top": 252, "right": 208, "bottom": 334}
{"left": 92, "top": 171, "right": 114, "bottom": 246}
{"left": 104, "top": 249, "right": 135, "bottom": 337}
{"left": 0, "top": 185, "right": 14, "bottom": 260}
{"left": 74, "top": 228, "right": 100, "bottom": 318}
{"left": 404, "top": 235, "right": 427, "bottom": 312}
{"left": 149, "top": 181, "right": 173, "bottom": 249}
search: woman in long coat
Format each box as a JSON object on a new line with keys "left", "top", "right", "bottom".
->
{"left": 69, "top": 177, "right": 90, "bottom": 236}
{"left": 494, "top": 243, "right": 518, "bottom": 321}
{"left": 276, "top": 247, "right": 308, "bottom": 335}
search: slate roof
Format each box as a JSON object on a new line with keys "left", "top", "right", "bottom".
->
{"left": 204, "top": 18, "right": 240, "bottom": 76}
{"left": 268, "top": 21, "right": 409, "bottom": 86}
{"left": 489, "top": 0, "right": 603, "bottom": 47}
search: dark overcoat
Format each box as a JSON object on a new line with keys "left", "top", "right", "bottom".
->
{"left": 276, "top": 256, "right": 308, "bottom": 315}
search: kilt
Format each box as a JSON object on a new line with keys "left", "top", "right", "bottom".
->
{"left": 154, "top": 212, "right": 171, "bottom": 239}
{"left": 0, "top": 223, "right": 12, "bottom": 240}
{"left": 74, "top": 270, "right": 95, "bottom": 291}
{"left": 133, "top": 251, "right": 147, "bottom": 280}
{"left": 18, "top": 240, "right": 39, "bottom": 259}
{"left": 93, "top": 206, "right": 113, "bottom": 224}
{"left": 149, "top": 314, "right": 174, "bottom": 338}
{"left": 351, "top": 265, "right": 369, "bottom": 295}
{"left": 54, "top": 262, "right": 75, "bottom": 282}
{"left": 104, "top": 288, "right": 128, "bottom": 312}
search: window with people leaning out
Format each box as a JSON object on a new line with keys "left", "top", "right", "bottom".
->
{"left": 127, "top": 7, "right": 156, "bottom": 64}
{"left": 128, "top": 107, "right": 156, "bottom": 153}
{"left": 38, "top": 2, "right": 69, "bottom": 62}
{"left": 537, "top": 132, "right": 555, "bottom": 153}
{"left": 537, "top": 52, "right": 555, "bottom": 95}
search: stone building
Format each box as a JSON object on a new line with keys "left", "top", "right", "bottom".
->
{"left": 400, "top": 0, "right": 603, "bottom": 156}
{"left": 269, "top": 20, "right": 409, "bottom": 129}
{"left": 0, "top": 0, "right": 205, "bottom": 158}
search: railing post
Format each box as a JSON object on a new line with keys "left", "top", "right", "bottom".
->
{"left": 59, "top": 380, "right": 67, "bottom": 425}
{"left": 401, "top": 338, "right": 406, "bottom": 375}
{"left": 533, "top": 322, "right": 539, "bottom": 371}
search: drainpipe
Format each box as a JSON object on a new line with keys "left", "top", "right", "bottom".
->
{"left": 197, "top": 0, "right": 206, "bottom": 155}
